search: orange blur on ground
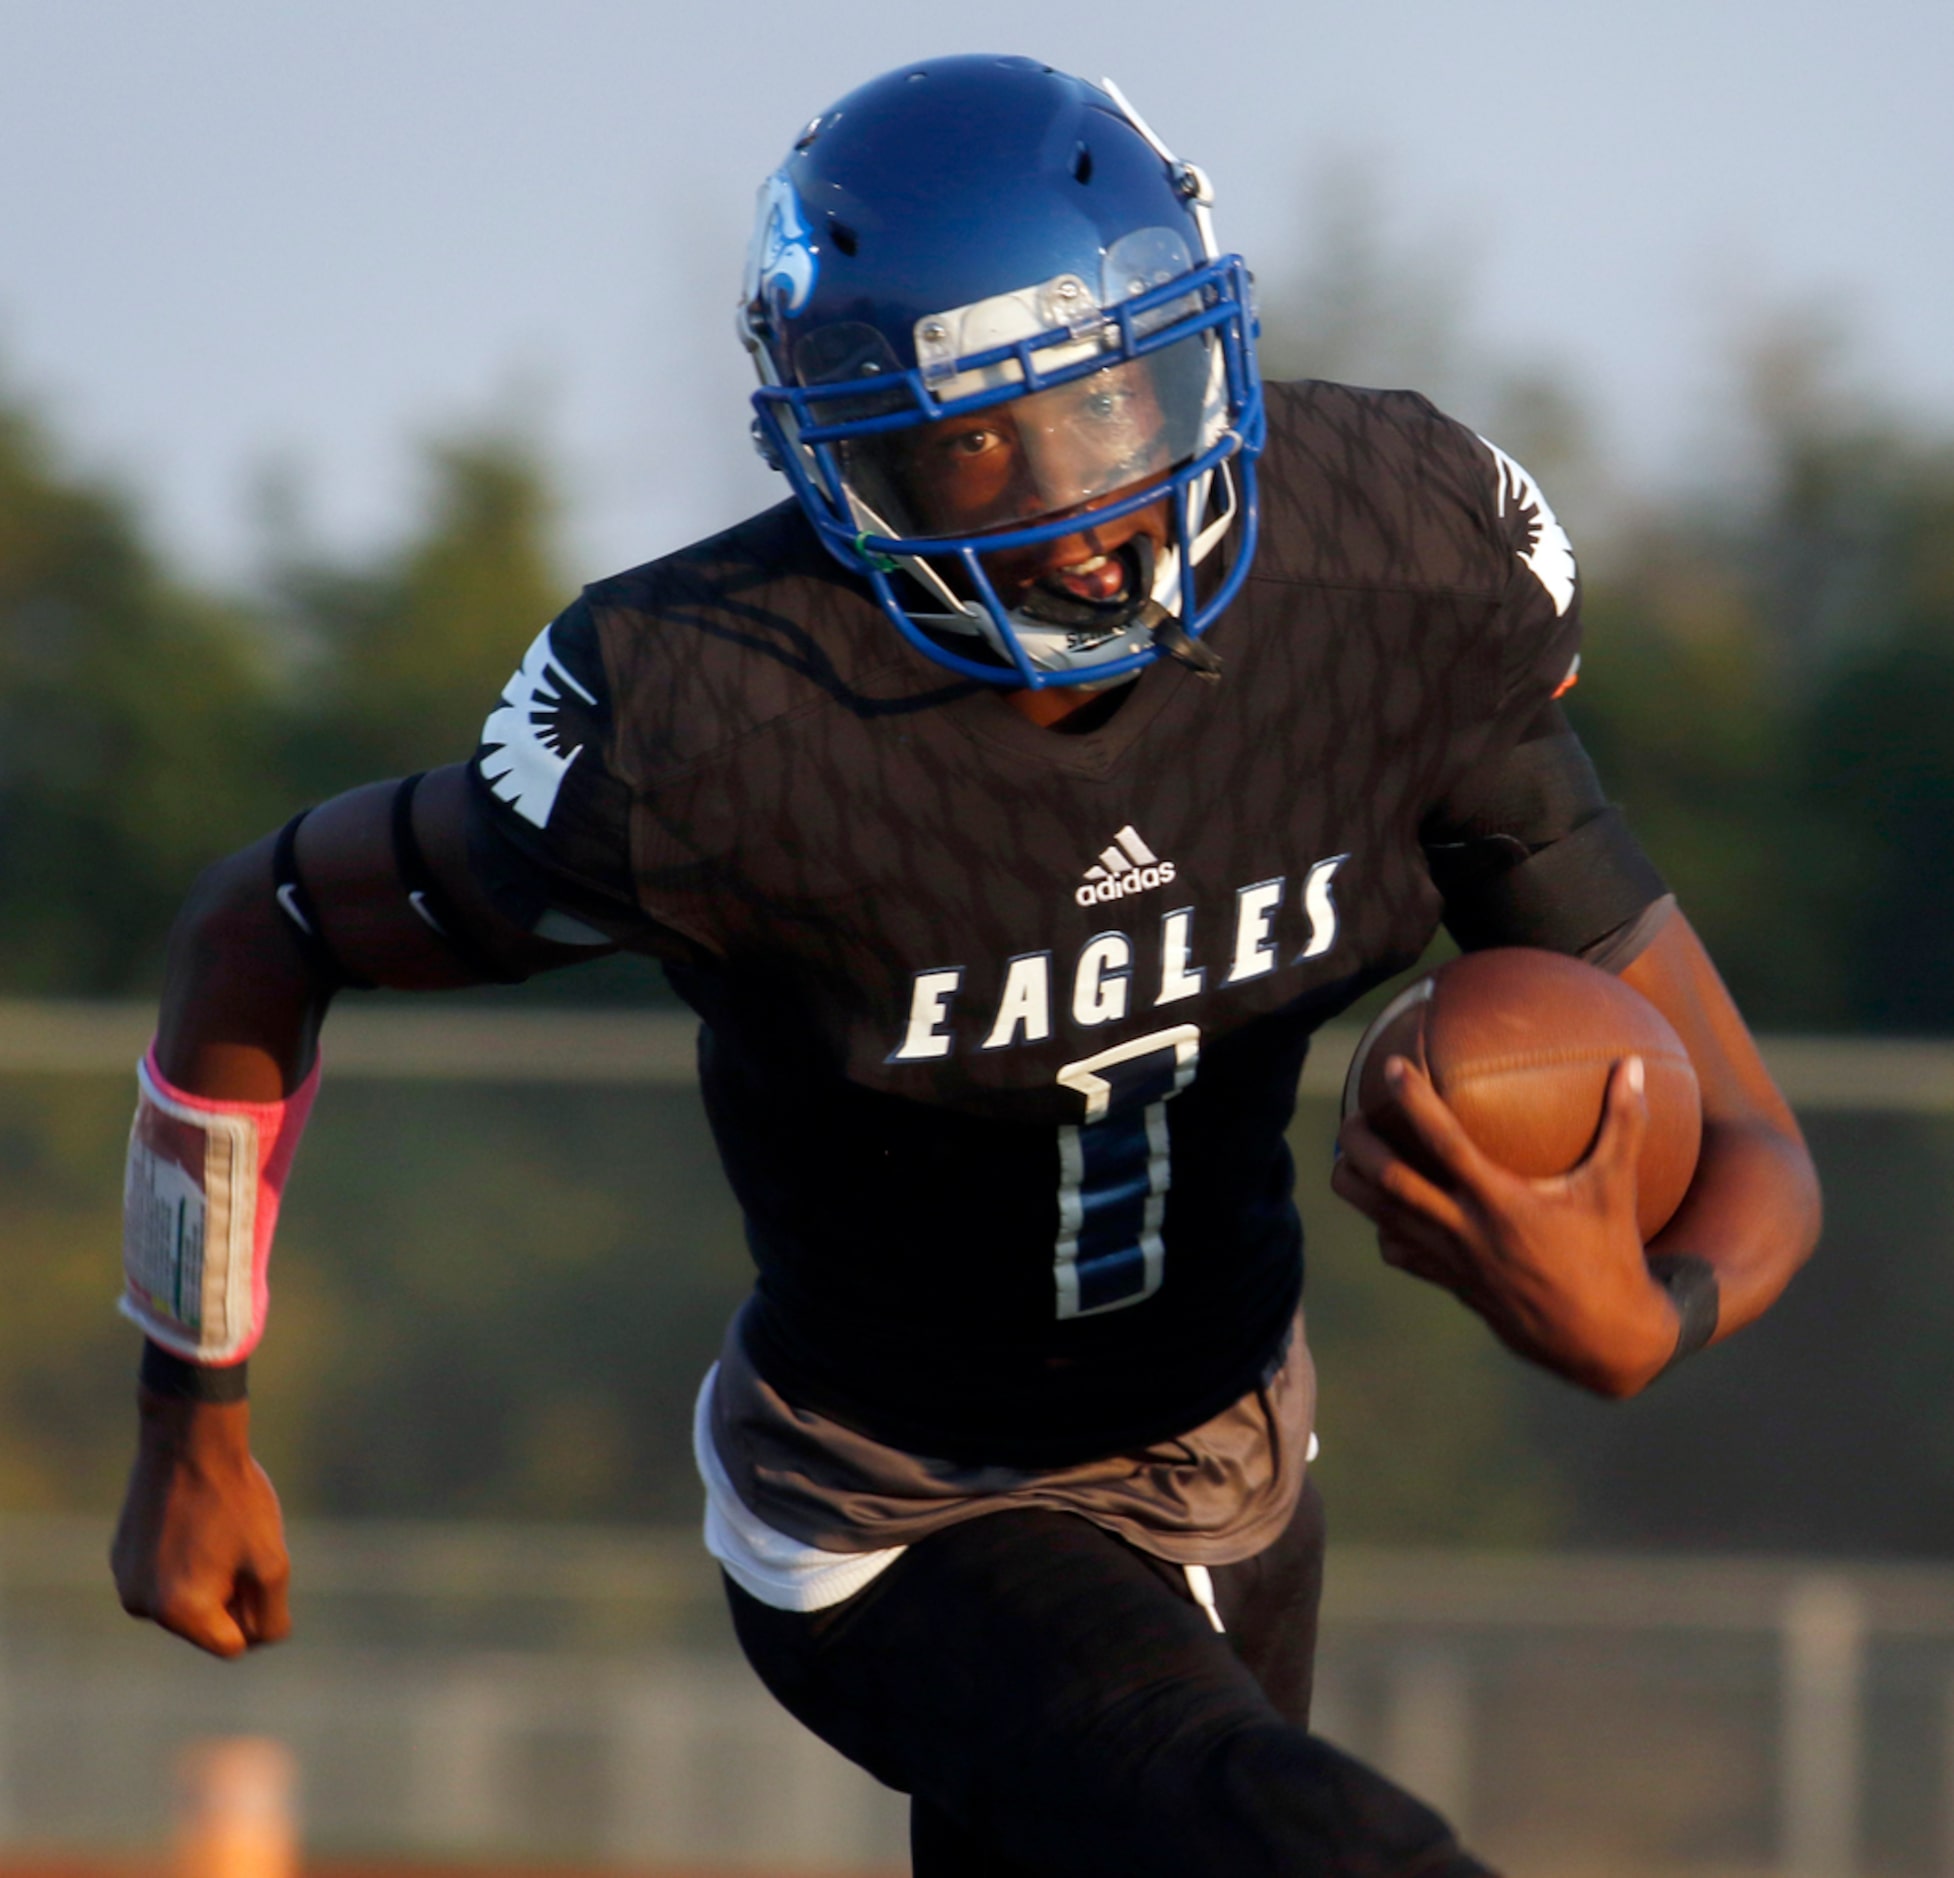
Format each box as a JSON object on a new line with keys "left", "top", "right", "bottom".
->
{"left": 0, "top": 1864, "right": 898, "bottom": 1878}
{"left": 0, "top": 1738, "right": 899, "bottom": 1878}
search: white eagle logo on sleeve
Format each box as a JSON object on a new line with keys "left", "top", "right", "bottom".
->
{"left": 1479, "top": 437, "right": 1577, "bottom": 618}
{"left": 478, "top": 624, "right": 599, "bottom": 829}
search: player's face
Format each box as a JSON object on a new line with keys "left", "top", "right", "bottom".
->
{"left": 887, "top": 358, "right": 1178, "bottom": 611}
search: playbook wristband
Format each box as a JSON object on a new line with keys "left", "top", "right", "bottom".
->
{"left": 120, "top": 1045, "right": 319, "bottom": 1365}
{"left": 140, "top": 1339, "right": 248, "bottom": 1404}
{"left": 1648, "top": 1253, "right": 1720, "bottom": 1371}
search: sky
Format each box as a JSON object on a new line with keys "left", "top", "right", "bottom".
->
{"left": 1, "top": 0, "right": 1948, "bottom": 587}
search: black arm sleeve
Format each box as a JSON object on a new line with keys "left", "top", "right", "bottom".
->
{"left": 1423, "top": 703, "right": 1669, "bottom": 963}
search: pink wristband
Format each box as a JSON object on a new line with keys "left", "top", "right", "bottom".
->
{"left": 120, "top": 1045, "right": 319, "bottom": 1365}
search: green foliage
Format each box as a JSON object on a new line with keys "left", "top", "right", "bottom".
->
{"left": 1563, "top": 545, "right": 1837, "bottom": 1026}
{"left": 275, "top": 429, "right": 566, "bottom": 794}
{"left": 1786, "top": 418, "right": 1954, "bottom": 1031}
{"left": 0, "top": 386, "right": 279, "bottom": 991}
{"left": 1562, "top": 344, "right": 1954, "bottom": 1032}
{"left": 0, "top": 378, "right": 570, "bottom": 997}
{"left": 1803, "top": 620, "right": 1954, "bottom": 1029}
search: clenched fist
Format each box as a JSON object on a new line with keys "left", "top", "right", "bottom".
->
{"left": 111, "top": 1391, "right": 292, "bottom": 1658}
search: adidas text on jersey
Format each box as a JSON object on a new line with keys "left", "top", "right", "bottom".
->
{"left": 1077, "top": 826, "right": 1176, "bottom": 908}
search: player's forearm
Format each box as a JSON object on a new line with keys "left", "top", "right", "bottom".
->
{"left": 1647, "top": 1112, "right": 1821, "bottom": 1343}
{"left": 126, "top": 843, "right": 332, "bottom": 1381}
{"left": 1618, "top": 912, "right": 1822, "bottom": 1354}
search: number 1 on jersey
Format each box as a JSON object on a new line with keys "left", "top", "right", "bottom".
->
{"left": 1053, "top": 1024, "right": 1200, "bottom": 1318}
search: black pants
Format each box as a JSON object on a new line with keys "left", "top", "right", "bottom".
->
{"left": 726, "top": 1482, "right": 1490, "bottom": 1877}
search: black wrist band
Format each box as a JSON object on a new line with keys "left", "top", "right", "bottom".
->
{"left": 140, "top": 1340, "right": 248, "bottom": 1403}
{"left": 1648, "top": 1253, "right": 1720, "bottom": 1372}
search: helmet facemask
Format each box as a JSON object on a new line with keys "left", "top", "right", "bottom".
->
{"left": 740, "top": 64, "right": 1264, "bottom": 689}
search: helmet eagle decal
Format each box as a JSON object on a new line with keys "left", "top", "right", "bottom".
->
{"left": 745, "top": 172, "right": 819, "bottom": 321}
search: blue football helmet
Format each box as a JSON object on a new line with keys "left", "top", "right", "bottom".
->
{"left": 738, "top": 55, "right": 1264, "bottom": 689}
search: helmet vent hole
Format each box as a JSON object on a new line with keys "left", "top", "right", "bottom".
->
{"left": 826, "top": 215, "right": 858, "bottom": 256}
{"left": 1071, "top": 142, "right": 1093, "bottom": 184}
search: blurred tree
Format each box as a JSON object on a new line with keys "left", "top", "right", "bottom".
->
{"left": 0, "top": 384, "right": 588, "bottom": 995}
{"left": 1255, "top": 160, "right": 1615, "bottom": 538}
{"left": 1803, "top": 599, "right": 1954, "bottom": 1030}
{"left": 1256, "top": 158, "right": 1476, "bottom": 401}
{"left": 1734, "top": 314, "right": 1954, "bottom": 1029}
{"left": 0, "top": 376, "right": 282, "bottom": 992}
{"left": 1562, "top": 544, "right": 1833, "bottom": 1027}
{"left": 271, "top": 423, "right": 567, "bottom": 795}
{"left": 1567, "top": 311, "right": 1954, "bottom": 1031}
{"left": 1732, "top": 310, "right": 1929, "bottom": 673}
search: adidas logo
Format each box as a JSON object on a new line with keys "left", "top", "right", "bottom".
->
{"left": 1075, "top": 826, "right": 1178, "bottom": 908}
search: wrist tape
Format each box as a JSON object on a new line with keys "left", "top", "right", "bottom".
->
{"left": 1649, "top": 1252, "right": 1720, "bottom": 1372}
{"left": 142, "top": 1338, "right": 249, "bottom": 1403}
{"left": 120, "top": 1046, "right": 319, "bottom": 1365}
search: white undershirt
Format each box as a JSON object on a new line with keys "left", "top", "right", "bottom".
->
{"left": 695, "top": 1364, "right": 1318, "bottom": 1620}
{"left": 695, "top": 1364, "right": 909, "bottom": 1612}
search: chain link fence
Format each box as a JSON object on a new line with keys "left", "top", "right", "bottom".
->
{"left": 5, "top": 1519, "right": 1954, "bottom": 1873}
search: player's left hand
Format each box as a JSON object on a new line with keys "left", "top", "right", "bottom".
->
{"left": 1332, "top": 1054, "right": 1679, "bottom": 1396}
{"left": 111, "top": 1393, "right": 292, "bottom": 1658}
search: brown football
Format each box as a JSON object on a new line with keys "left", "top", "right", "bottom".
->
{"left": 1342, "top": 948, "right": 1703, "bottom": 1239}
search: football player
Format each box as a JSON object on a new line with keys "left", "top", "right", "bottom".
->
{"left": 112, "top": 55, "right": 1820, "bottom": 1877}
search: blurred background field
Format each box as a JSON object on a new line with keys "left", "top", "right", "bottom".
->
{"left": 4, "top": 1026, "right": 1954, "bottom": 1874}
{"left": 6, "top": 1, "right": 1954, "bottom": 1870}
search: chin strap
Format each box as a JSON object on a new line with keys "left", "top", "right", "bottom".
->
{"left": 1133, "top": 534, "right": 1223, "bottom": 679}
{"left": 1148, "top": 606, "right": 1223, "bottom": 680}
{"left": 1011, "top": 532, "right": 1224, "bottom": 680}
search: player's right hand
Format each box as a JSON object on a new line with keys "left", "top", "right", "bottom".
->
{"left": 1333, "top": 1052, "right": 1677, "bottom": 1397}
{"left": 111, "top": 1392, "right": 292, "bottom": 1658}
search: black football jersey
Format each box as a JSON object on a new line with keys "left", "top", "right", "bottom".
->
{"left": 466, "top": 381, "right": 1647, "bottom": 1467}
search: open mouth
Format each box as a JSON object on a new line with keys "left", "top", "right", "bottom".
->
{"left": 1018, "top": 535, "right": 1157, "bottom": 629}
{"left": 1043, "top": 549, "right": 1132, "bottom": 607}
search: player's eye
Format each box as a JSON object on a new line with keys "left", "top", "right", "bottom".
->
{"left": 946, "top": 427, "right": 1001, "bottom": 456}
{"left": 1070, "top": 379, "right": 1140, "bottom": 427}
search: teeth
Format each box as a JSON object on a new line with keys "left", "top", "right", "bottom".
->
{"left": 1066, "top": 554, "right": 1110, "bottom": 573}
